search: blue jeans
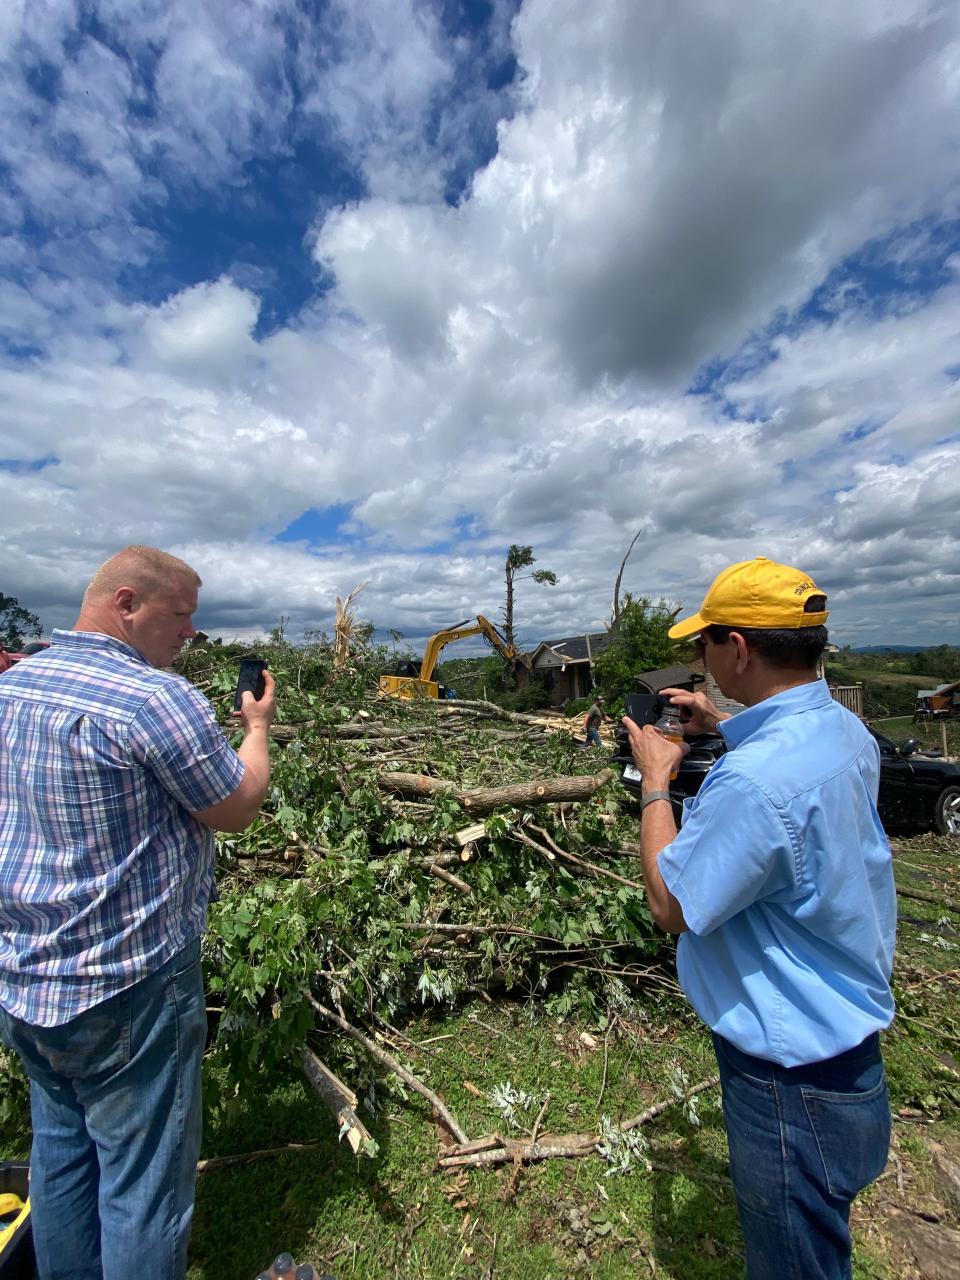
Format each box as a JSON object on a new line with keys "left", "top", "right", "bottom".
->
{"left": 585, "top": 727, "right": 602, "bottom": 747}
{"left": 713, "top": 1032, "right": 891, "bottom": 1280}
{"left": 0, "top": 939, "right": 206, "bottom": 1280}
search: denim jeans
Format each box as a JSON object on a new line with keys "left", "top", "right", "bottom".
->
{"left": 712, "top": 1031, "right": 891, "bottom": 1280}
{"left": 0, "top": 938, "right": 206, "bottom": 1280}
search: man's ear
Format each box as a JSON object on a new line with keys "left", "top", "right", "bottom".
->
{"left": 114, "top": 587, "right": 136, "bottom": 617}
{"left": 730, "top": 631, "right": 751, "bottom": 675}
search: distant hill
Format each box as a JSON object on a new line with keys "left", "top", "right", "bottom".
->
{"left": 849, "top": 645, "right": 934, "bottom": 654}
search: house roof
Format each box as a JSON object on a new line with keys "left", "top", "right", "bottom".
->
{"left": 918, "top": 681, "right": 960, "bottom": 698}
{"left": 528, "top": 632, "right": 614, "bottom": 667}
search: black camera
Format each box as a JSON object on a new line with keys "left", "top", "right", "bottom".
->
{"left": 610, "top": 692, "right": 677, "bottom": 770}
{"left": 610, "top": 666, "right": 707, "bottom": 797}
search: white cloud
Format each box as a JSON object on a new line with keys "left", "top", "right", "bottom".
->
{"left": 134, "top": 278, "right": 262, "bottom": 383}
{"left": 2, "top": 0, "right": 960, "bottom": 651}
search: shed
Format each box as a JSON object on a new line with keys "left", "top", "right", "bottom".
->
{"left": 916, "top": 681, "right": 960, "bottom": 717}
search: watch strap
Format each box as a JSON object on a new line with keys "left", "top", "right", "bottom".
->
{"left": 639, "top": 789, "right": 672, "bottom": 811}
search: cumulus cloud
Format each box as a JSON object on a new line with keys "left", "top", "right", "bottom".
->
{"left": 1, "top": 0, "right": 959, "bottom": 650}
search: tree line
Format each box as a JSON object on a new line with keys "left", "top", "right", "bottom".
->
{"left": 836, "top": 645, "right": 960, "bottom": 680}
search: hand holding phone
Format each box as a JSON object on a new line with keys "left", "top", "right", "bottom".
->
{"left": 234, "top": 657, "right": 267, "bottom": 711}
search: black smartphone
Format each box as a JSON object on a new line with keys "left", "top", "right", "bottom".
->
{"left": 234, "top": 657, "right": 267, "bottom": 711}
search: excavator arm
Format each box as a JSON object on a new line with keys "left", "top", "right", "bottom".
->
{"left": 419, "top": 615, "right": 517, "bottom": 682}
{"left": 380, "top": 615, "right": 520, "bottom": 699}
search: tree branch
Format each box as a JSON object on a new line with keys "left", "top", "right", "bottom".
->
{"left": 306, "top": 994, "right": 470, "bottom": 1145}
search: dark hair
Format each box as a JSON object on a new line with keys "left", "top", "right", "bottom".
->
{"left": 703, "top": 595, "right": 828, "bottom": 669}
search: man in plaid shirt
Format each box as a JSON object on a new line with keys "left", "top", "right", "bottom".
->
{"left": 0, "top": 546, "right": 276, "bottom": 1280}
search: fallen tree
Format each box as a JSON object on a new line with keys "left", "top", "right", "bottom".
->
{"left": 164, "top": 636, "right": 663, "bottom": 1168}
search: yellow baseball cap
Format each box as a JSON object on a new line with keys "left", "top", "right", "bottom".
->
{"left": 668, "top": 556, "right": 829, "bottom": 639}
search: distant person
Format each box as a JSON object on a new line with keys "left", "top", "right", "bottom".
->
{"left": 623, "top": 556, "right": 895, "bottom": 1280}
{"left": 0, "top": 546, "right": 276, "bottom": 1280}
{"left": 583, "top": 694, "right": 610, "bottom": 747}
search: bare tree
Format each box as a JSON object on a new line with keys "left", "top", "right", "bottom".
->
{"left": 502, "top": 545, "right": 557, "bottom": 651}
{"left": 610, "top": 530, "right": 643, "bottom": 631}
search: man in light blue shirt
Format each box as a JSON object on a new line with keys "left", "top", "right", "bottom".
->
{"left": 623, "top": 556, "right": 895, "bottom": 1280}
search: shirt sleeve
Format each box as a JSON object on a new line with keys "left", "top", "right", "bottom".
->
{"left": 658, "top": 766, "right": 799, "bottom": 936}
{"left": 128, "top": 678, "right": 245, "bottom": 813}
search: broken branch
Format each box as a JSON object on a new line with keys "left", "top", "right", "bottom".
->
{"left": 438, "top": 1074, "right": 719, "bottom": 1170}
{"left": 306, "top": 993, "right": 470, "bottom": 1145}
{"left": 375, "top": 770, "right": 615, "bottom": 815}
{"left": 301, "top": 1047, "right": 375, "bottom": 1156}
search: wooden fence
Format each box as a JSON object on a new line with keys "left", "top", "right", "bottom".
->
{"left": 830, "top": 683, "right": 864, "bottom": 717}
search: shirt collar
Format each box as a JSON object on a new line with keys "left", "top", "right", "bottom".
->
{"left": 719, "top": 678, "right": 832, "bottom": 748}
{"left": 52, "top": 629, "right": 149, "bottom": 666}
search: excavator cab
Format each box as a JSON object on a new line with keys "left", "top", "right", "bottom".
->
{"left": 378, "top": 658, "right": 439, "bottom": 699}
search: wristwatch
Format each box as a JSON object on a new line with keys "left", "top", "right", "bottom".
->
{"left": 639, "top": 789, "right": 672, "bottom": 812}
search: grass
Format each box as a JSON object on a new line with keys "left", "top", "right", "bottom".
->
{"left": 2, "top": 832, "right": 958, "bottom": 1279}
{"left": 872, "top": 715, "right": 960, "bottom": 757}
{"left": 186, "top": 999, "right": 741, "bottom": 1279}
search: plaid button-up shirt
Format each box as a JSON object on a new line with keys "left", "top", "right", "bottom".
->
{"left": 0, "top": 630, "right": 245, "bottom": 1027}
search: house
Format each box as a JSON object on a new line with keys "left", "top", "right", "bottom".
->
{"left": 525, "top": 631, "right": 615, "bottom": 705}
{"left": 916, "top": 680, "right": 960, "bottom": 718}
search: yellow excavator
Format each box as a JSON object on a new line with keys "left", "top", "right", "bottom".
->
{"left": 379, "top": 615, "right": 521, "bottom": 699}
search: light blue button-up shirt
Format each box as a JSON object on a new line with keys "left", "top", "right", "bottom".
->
{"left": 659, "top": 679, "right": 896, "bottom": 1067}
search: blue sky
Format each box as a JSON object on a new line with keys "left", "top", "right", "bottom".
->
{"left": 1, "top": 0, "right": 959, "bottom": 649}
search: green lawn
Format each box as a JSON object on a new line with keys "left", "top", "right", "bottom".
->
{"left": 873, "top": 714, "right": 960, "bottom": 757}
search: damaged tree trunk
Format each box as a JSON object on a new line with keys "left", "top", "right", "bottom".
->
{"left": 375, "top": 769, "right": 615, "bottom": 814}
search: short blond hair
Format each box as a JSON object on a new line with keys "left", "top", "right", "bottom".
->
{"left": 84, "top": 546, "right": 202, "bottom": 605}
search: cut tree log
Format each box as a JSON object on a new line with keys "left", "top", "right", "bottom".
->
{"left": 926, "top": 1139, "right": 960, "bottom": 1218}
{"left": 375, "top": 770, "right": 615, "bottom": 815}
{"left": 895, "top": 883, "right": 958, "bottom": 912}
{"left": 431, "top": 698, "right": 552, "bottom": 727}
{"left": 268, "top": 722, "right": 308, "bottom": 744}
{"left": 456, "top": 822, "right": 487, "bottom": 847}
{"left": 890, "top": 1211, "right": 960, "bottom": 1280}
{"left": 301, "top": 1048, "right": 375, "bottom": 1156}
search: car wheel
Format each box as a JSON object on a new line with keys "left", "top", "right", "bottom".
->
{"left": 934, "top": 786, "right": 960, "bottom": 837}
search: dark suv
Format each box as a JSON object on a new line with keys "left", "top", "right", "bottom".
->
{"left": 620, "top": 726, "right": 960, "bottom": 838}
